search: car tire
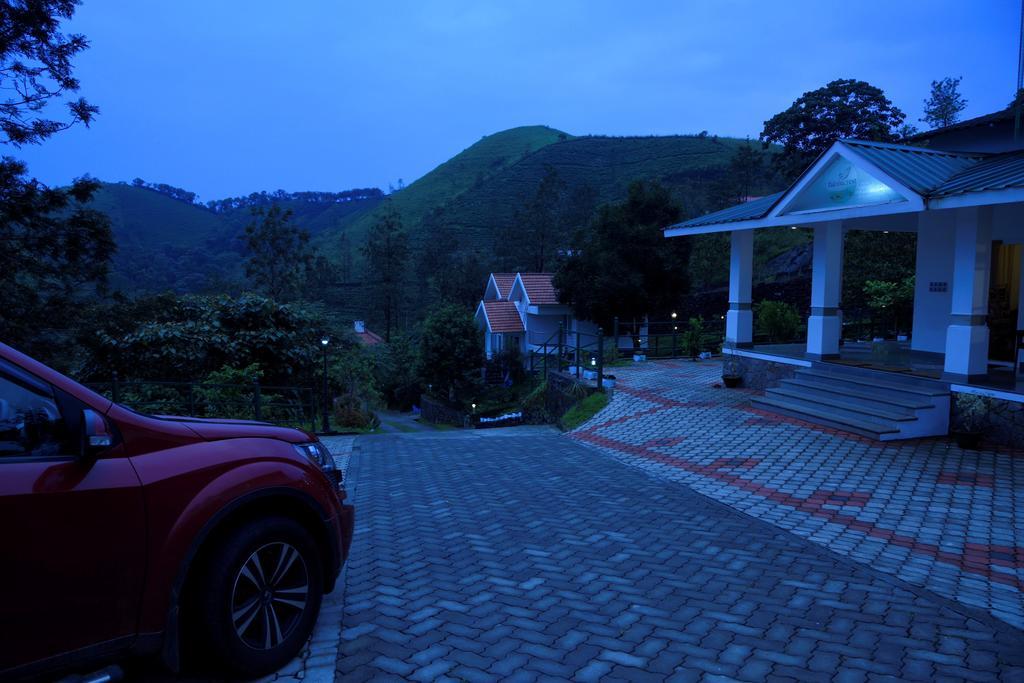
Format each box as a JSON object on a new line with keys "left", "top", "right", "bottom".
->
{"left": 195, "top": 516, "right": 324, "bottom": 678}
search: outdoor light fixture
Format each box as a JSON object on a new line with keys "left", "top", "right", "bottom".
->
{"left": 671, "top": 312, "right": 677, "bottom": 319}
{"left": 591, "top": 358, "right": 597, "bottom": 366}
{"left": 790, "top": 226, "right": 797, "bottom": 230}
{"left": 471, "top": 403, "right": 477, "bottom": 411}
{"left": 320, "top": 336, "right": 331, "bottom": 433}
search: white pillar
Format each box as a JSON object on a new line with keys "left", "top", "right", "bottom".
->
{"left": 943, "top": 207, "right": 993, "bottom": 380}
{"left": 726, "top": 229, "right": 753, "bottom": 348}
{"left": 807, "top": 221, "right": 844, "bottom": 359}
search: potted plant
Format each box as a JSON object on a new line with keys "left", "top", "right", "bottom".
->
{"left": 601, "top": 374, "right": 617, "bottom": 389}
{"left": 721, "top": 357, "right": 742, "bottom": 388}
{"left": 952, "top": 393, "right": 986, "bottom": 449}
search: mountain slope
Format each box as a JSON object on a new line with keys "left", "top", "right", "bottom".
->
{"left": 434, "top": 134, "right": 758, "bottom": 253}
{"left": 314, "top": 125, "right": 570, "bottom": 252}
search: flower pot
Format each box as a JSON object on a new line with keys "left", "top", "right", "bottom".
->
{"left": 722, "top": 375, "right": 742, "bottom": 388}
{"left": 601, "top": 375, "right": 616, "bottom": 389}
{"left": 633, "top": 354, "right": 646, "bottom": 362}
{"left": 952, "top": 430, "right": 982, "bottom": 449}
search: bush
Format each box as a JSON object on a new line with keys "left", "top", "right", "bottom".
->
{"left": 333, "top": 393, "right": 378, "bottom": 430}
{"left": 560, "top": 392, "right": 609, "bottom": 431}
{"left": 521, "top": 381, "right": 550, "bottom": 424}
{"left": 682, "top": 317, "right": 704, "bottom": 358}
{"left": 418, "top": 304, "right": 484, "bottom": 406}
{"left": 754, "top": 300, "right": 802, "bottom": 342}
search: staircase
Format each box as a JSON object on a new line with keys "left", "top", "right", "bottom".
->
{"left": 750, "top": 364, "right": 950, "bottom": 441}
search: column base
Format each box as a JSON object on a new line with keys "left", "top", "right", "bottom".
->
{"left": 806, "top": 353, "right": 841, "bottom": 361}
{"left": 726, "top": 309, "right": 753, "bottom": 349}
{"left": 943, "top": 323, "right": 989, "bottom": 378}
{"left": 806, "top": 314, "right": 841, "bottom": 358}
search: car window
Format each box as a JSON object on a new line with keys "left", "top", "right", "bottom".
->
{"left": 0, "top": 371, "right": 68, "bottom": 458}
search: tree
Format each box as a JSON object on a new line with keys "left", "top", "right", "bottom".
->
{"left": 361, "top": 207, "right": 409, "bottom": 342}
{"left": 416, "top": 206, "right": 486, "bottom": 308}
{"left": 243, "top": 205, "right": 314, "bottom": 300}
{"left": 553, "top": 181, "right": 689, "bottom": 333}
{"left": 417, "top": 303, "right": 483, "bottom": 406}
{"left": 761, "top": 79, "right": 907, "bottom": 180}
{"left": 0, "top": 0, "right": 98, "bottom": 146}
{"left": 0, "top": 160, "right": 114, "bottom": 365}
{"left": 709, "top": 141, "right": 769, "bottom": 210}
{"left": 921, "top": 77, "right": 967, "bottom": 129}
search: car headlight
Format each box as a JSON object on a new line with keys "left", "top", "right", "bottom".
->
{"left": 294, "top": 441, "right": 342, "bottom": 489}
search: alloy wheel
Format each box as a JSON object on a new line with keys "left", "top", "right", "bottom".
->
{"left": 230, "top": 542, "right": 310, "bottom": 650}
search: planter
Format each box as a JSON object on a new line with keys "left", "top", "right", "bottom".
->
{"left": 633, "top": 354, "right": 646, "bottom": 362}
{"left": 722, "top": 375, "right": 742, "bottom": 388}
{"left": 699, "top": 351, "right": 712, "bottom": 360}
{"left": 582, "top": 369, "right": 597, "bottom": 380}
{"left": 602, "top": 374, "right": 617, "bottom": 389}
{"left": 952, "top": 430, "right": 982, "bottom": 449}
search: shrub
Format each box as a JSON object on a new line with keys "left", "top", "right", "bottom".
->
{"left": 954, "top": 393, "right": 987, "bottom": 432}
{"left": 333, "top": 393, "right": 378, "bottom": 430}
{"left": 560, "top": 392, "right": 609, "bottom": 431}
{"left": 418, "top": 304, "right": 484, "bottom": 406}
{"left": 682, "top": 317, "right": 704, "bottom": 358}
{"left": 754, "top": 300, "right": 802, "bottom": 342}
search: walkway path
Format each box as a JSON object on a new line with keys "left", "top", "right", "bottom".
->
{"left": 331, "top": 430, "right": 1023, "bottom": 680}
{"left": 569, "top": 359, "right": 1024, "bottom": 630}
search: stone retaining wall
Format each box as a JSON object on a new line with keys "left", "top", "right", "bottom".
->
{"left": 951, "top": 392, "right": 1024, "bottom": 449}
{"left": 730, "top": 353, "right": 800, "bottom": 391}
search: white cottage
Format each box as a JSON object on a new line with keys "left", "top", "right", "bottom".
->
{"left": 475, "top": 272, "right": 599, "bottom": 359}
{"left": 664, "top": 108, "right": 1024, "bottom": 444}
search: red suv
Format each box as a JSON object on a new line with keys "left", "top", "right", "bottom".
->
{"left": 0, "top": 342, "right": 354, "bottom": 680}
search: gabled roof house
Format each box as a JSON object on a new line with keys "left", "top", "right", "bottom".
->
{"left": 475, "top": 272, "right": 599, "bottom": 359}
{"left": 663, "top": 106, "right": 1024, "bottom": 443}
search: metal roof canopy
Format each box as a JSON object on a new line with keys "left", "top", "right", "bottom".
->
{"left": 664, "top": 139, "right": 1024, "bottom": 238}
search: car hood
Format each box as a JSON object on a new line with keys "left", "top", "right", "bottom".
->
{"left": 156, "top": 415, "right": 316, "bottom": 443}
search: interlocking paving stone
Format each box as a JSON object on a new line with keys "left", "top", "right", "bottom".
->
{"left": 569, "top": 360, "right": 1024, "bottom": 630}
{"left": 331, "top": 429, "right": 1024, "bottom": 681}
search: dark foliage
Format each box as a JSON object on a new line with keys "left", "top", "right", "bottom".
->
{"left": 761, "top": 79, "right": 906, "bottom": 180}
{"left": 0, "top": 159, "right": 114, "bottom": 367}
{"left": 361, "top": 207, "right": 409, "bottom": 342}
{"left": 0, "top": 0, "right": 97, "bottom": 146}
{"left": 244, "top": 205, "right": 315, "bottom": 301}
{"left": 554, "top": 181, "right": 689, "bottom": 331}
{"left": 418, "top": 304, "right": 483, "bottom": 406}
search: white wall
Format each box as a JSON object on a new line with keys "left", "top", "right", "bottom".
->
{"left": 911, "top": 211, "right": 955, "bottom": 353}
{"left": 527, "top": 313, "right": 563, "bottom": 347}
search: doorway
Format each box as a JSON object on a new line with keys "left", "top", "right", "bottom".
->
{"left": 989, "top": 242, "right": 1021, "bottom": 362}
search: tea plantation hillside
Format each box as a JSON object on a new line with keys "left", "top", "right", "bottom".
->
{"left": 314, "top": 125, "right": 570, "bottom": 253}
{"left": 434, "top": 134, "right": 760, "bottom": 253}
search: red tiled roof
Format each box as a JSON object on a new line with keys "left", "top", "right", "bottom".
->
{"left": 518, "top": 273, "right": 559, "bottom": 305}
{"left": 481, "top": 300, "right": 524, "bottom": 333}
{"left": 356, "top": 329, "right": 384, "bottom": 346}
{"left": 490, "top": 273, "right": 517, "bottom": 299}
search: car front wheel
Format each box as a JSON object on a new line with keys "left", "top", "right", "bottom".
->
{"left": 196, "top": 517, "right": 324, "bottom": 677}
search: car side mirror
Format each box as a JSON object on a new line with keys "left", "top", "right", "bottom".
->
{"left": 80, "top": 408, "right": 113, "bottom": 460}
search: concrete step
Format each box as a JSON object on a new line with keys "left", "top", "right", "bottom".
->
{"left": 750, "top": 395, "right": 901, "bottom": 440}
{"left": 779, "top": 377, "right": 934, "bottom": 410}
{"left": 798, "top": 367, "right": 948, "bottom": 397}
{"left": 766, "top": 385, "right": 918, "bottom": 422}
{"left": 752, "top": 363, "right": 951, "bottom": 441}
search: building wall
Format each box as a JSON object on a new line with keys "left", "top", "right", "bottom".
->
{"left": 911, "top": 211, "right": 955, "bottom": 354}
{"left": 527, "top": 313, "right": 564, "bottom": 347}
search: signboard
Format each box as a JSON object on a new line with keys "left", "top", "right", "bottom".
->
{"left": 782, "top": 155, "right": 906, "bottom": 215}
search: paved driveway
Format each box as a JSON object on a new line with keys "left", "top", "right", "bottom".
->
{"left": 326, "top": 428, "right": 1024, "bottom": 681}
{"left": 571, "top": 360, "right": 1024, "bottom": 632}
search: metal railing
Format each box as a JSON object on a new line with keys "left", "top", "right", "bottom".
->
{"left": 527, "top": 324, "right": 608, "bottom": 390}
{"left": 87, "top": 375, "right": 317, "bottom": 431}
{"left": 610, "top": 316, "right": 725, "bottom": 360}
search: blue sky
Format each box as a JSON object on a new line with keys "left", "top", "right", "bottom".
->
{"left": 18, "top": 0, "right": 1016, "bottom": 200}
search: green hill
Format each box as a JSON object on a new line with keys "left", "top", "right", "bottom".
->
{"left": 430, "top": 133, "right": 761, "bottom": 253}
{"left": 313, "top": 125, "right": 570, "bottom": 254}
{"left": 91, "top": 183, "right": 381, "bottom": 293}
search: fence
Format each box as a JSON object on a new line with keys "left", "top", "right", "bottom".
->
{"left": 87, "top": 375, "right": 317, "bottom": 431}
{"left": 610, "top": 316, "right": 726, "bottom": 360}
{"left": 527, "top": 324, "right": 608, "bottom": 390}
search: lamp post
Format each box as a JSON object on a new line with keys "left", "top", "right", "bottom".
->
{"left": 320, "top": 336, "right": 330, "bottom": 434}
